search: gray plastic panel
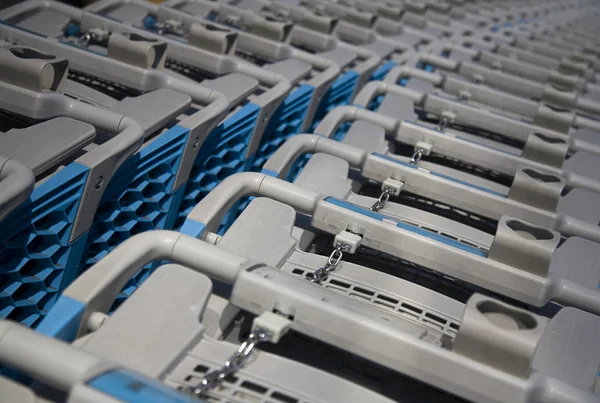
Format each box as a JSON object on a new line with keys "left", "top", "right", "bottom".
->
{"left": 172, "top": 1, "right": 212, "bottom": 17}
{"left": 79, "top": 264, "right": 210, "bottom": 379}
{"left": 533, "top": 307, "right": 600, "bottom": 392}
{"left": 0, "top": 378, "right": 37, "bottom": 403}
{"left": 201, "top": 73, "right": 259, "bottom": 105}
{"left": 217, "top": 198, "right": 297, "bottom": 268}
{"left": 362, "top": 40, "right": 396, "bottom": 57}
{"left": 557, "top": 189, "right": 600, "bottom": 225}
{"left": 293, "top": 153, "right": 352, "bottom": 199}
{"left": 318, "top": 48, "right": 357, "bottom": 69}
{"left": 376, "top": 93, "right": 419, "bottom": 122}
{"left": 264, "top": 59, "right": 312, "bottom": 84}
{"left": 564, "top": 152, "right": 600, "bottom": 181}
{"left": 11, "top": 9, "right": 70, "bottom": 38}
{"left": 550, "top": 237, "right": 600, "bottom": 290}
{"left": 390, "top": 32, "right": 423, "bottom": 48}
{"left": 572, "top": 128, "right": 600, "bottom": 147}
{"left": 0, "top": 118, "right": 96, "bottom": 176}
{"left": 109, "top": 88, "right": 191, "bottom": 134}
{"left": 102, "top": 3, "right": 148, "bottom": 23}
{"left": 342, "top": 120, "right": 389, "bottom": 154}
{"left": 405, "top": 78, "right": 436, "bottom": 94}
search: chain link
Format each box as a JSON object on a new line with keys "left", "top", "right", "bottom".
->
{"left": 182, "top": 329, "right": 272, "bottom": 398}
{"left": 437, "top": 116, "right": 449, "bottom": 132}
{"left": 76, "top": 32, "right": 98, "bottom": 47}
{"left": 370, "top": 187, "right": 394, "bottom": 212}
{"left": 410, "top": 147, "right": 425, "bottom": 165}
{"left": 308, "top": 245, "right": 345, "bottom": 283}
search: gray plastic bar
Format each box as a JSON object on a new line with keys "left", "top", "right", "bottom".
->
{"left": 61, "top": 230, "right": 251, "bottom": 338}
{"left": 0, "top": 18, "right": 230, "bottom": 191}
{"left": 0, "top": 157, "right": 35, "bottom": 222}
{"left": 46, "top": 230, "right": 600, "bottom": 403}
{"left": 314, "top": 101, "right": 600, "bottom": 196}
{"left": 0, "top": 79, "right": 145, "bottom": 241}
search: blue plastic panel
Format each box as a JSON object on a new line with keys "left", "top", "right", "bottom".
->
{"left": 251, "top": 84, "right": 314, "bottom": 171}
{"left": 0, "top": 163, "right": 89, "bottom": 328}
{"left": 80, "top": 125, "right": 191, "bottom": 311}
{"left": 175, "top": 103, "right": 261, "bottom": 231}
{"left": 369, "top": 61, "right": 398, "bottom": 82}
{"left": 310, "top": 71, "right": 359, "bottom": 132}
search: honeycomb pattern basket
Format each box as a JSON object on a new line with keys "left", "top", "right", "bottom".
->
{"left": 79, "top": 125, "right": 191, "bottom": 311}
{"left": 175, "top": 103, "right": 261, "bottom": 232}
{"left": 0, "top": 163, "right": 89, "bottom": 328}
{"left": 369, "top": 61, "right": 398, "bottom": 82}
{"left": 310, "top": 71, "right": 360, "bottom": 132}
{"left": 251, "top": 84, "right": 314, "bottom": 172}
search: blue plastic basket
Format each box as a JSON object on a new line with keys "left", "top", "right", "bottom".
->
{"left": 0, "top": 163, "right": 89, "bottom": 328}
{"left": 174, "top": 103, "right": 261, "bottom": 233}
{"left": 0, "top": 123, "right": 197, "bottom": 328}
{"left": 251, "top": 84, "right": 314, "bottom": 172}
{"left": 310, "top": 71, "right": 360, "bottom": 132}
{"left": 216, "top": 84, "right": 316, "bottom": 227}
{"left": 79, "top": 125, "right": 192, "bottom": 310}
{"left": 369, "top": 61, "right": 398, "bottom": 82}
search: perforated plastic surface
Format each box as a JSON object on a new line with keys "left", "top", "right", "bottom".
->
{"left": 310, "top": 71, "right": 359, "bottom": 132}
{"left": 0, "top": 163, "right": 89, "bottom": 328}
{"left": 80, "top": 126, "right": 191, "bottom": 311}
{"left": 175, "top": 104, "right": 261, "bottom": 232}
{"left": 370, "top": 61, "right": 398, "bottom": 82}
{"left": 251, "top": 84, "right": 314, "bottom": 171}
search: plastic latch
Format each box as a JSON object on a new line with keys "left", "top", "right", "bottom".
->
{"left": 252, "top": 311, "right": 292, "bottom": 343}
{"left": 415, "top": 141, "right": 433, "bottom": 156}
{"left": 334, "top": 230, "right": 363, "bottom": 254}
{"left": 440, "top": 110, "right": 456, "bottom": 124}
{"left": 458, "top": 89, "right": 472, "bottom": 101}
{"left": 382, "top": 178, "right": 405, "bottom": 196}
{"left": 472, "top": 73, "right": 485, "bottom": 84}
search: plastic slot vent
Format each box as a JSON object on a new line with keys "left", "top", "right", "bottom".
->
{"left": 311, "top": 234, "right": 480, "bottom": 303}
{"left": 256, "top": 329, "right": 467, "bottom": 403}
{"left": 286, "top": 266, "right": 460, "bottom": 337}
{"left": 391, "top": 143, "right": 514, "bottom": 187}
{"left": 67, "top": 70, "right": 143, "bottom": 101}
{"left": 165, "top": 59, "right": 220, "bottom": 83}
{"left": 360, "top": 184, "right": 499, "bottom": 235}
{"left": 176, "top": 359, "right": 309, "bottom": 402}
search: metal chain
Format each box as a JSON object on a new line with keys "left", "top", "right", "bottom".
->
{"left": 437, "top": 116, "right": 449, "bottom": 132}
{"left": 182, "top": 329, "right": 272, "bottom": 398}
{"left": 370, "top": 187, "right": 394, "bottom": 212}
{"left": 410, "top": 147, "right": 425, "bottom": 165}
{"left": 308, "top": 245, "right": 345, "bottom": 283}
{"left": 76, "top": 32, "right": 98, "bottom": 47}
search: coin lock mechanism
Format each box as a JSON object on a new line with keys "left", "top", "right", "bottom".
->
{"left": 107, "top": 32, "right": 167, "bottom": 69}
{"left": 189, "top": 23, "right": 238, "bottom": 55}
{"left": 0, "top": 46, "right": 68, "bottom": 93}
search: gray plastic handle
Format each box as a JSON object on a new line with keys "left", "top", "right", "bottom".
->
{"left": 187, "top": 172, "right": 320, "bottom": 235}
{"left": 0, "top": 157, "right": 35, "bottom": 221}
{"left": 382, "top": 65, "right": 445, "bottom": 86}
{"left": 0, "top": 320, "right": 113, "bottom": 392}
{"left": 60, "top": 231, "right": 252, "bottom": 338}
{"left": 262, "top": 134, "right": 367, "bottom": 178}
